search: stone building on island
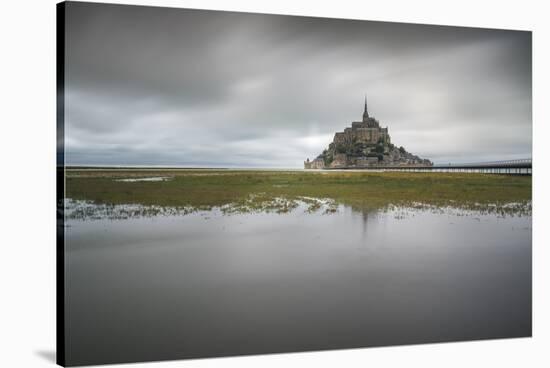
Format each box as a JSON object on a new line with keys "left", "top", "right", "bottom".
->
{"left": 304, "top": 96, "right": 432, "bottom": 169}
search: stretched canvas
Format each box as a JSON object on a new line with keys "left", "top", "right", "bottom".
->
{"left": 57, "top": 1, "right": 532, "bottom": 366}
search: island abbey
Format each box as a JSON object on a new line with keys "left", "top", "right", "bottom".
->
{"left": 304, "top": 96, "right": 432, "bottom": 169}
{"left": 334, "top": 97, "right": 390, "bottom": 146}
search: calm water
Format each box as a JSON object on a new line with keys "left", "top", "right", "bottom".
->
{"left": 64, "top": 202, "right": 531, "bottom": 365}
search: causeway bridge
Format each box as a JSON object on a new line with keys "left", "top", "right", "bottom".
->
{"left": 328, "top": 158, "right": 532, "bottom": 175}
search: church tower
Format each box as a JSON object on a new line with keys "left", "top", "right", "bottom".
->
{"left": 362, "top": 95, "right": 369, "bottom": 121}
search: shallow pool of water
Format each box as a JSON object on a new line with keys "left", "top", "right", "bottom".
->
{"left": 114, "top": 176, "right": 173, "bottom": 182}
{"left": 64, "top": 202, "right": 531, "bottom": 365}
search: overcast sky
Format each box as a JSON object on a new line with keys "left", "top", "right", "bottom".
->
{"left": 64, "top": 2, "right": 532, "bottom": 167}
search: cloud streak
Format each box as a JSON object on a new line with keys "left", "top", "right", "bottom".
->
{"left": 64, "top": 2, "right": 532, "bottom": 167}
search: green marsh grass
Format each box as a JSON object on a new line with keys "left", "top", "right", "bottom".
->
{"left": 65, "top": 170, "right": 532, "bottom": 216}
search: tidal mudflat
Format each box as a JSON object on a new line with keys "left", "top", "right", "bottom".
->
{"left": 63, "top": 170, "right": 531, "bottom": 365}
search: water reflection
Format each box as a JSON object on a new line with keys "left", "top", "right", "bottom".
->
{"left": 64, "top": 197, "right": 532, "bottom": 365}
{"left": 64, "top": 196, "right": 531, "bottom": 221}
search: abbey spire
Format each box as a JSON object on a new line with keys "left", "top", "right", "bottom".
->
{"left": 362, "top": 94, "right": 369, "bottom": 120}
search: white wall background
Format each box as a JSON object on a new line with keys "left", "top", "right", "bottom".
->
{"left": 0, "top": 0, "right": 548, "bottom": 367}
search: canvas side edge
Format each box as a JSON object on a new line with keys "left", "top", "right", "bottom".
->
{"left": 56, "top": 2, "right": 66, "bottom": 366}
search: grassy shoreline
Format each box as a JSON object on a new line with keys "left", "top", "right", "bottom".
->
{"left": 65, "top": 170, "right": 531, "bottom": 215}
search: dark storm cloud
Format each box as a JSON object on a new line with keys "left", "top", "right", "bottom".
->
{"left": 64, "top": 2, "right": 532, "bottom": 166}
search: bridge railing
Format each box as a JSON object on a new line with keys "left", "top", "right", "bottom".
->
{"left": 433, "top": 158, "right": 532, "bottom": 168}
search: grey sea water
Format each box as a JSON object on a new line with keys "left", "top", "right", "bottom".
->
{"left": 64, "top": 202, "right": 531, "bottom": 365}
